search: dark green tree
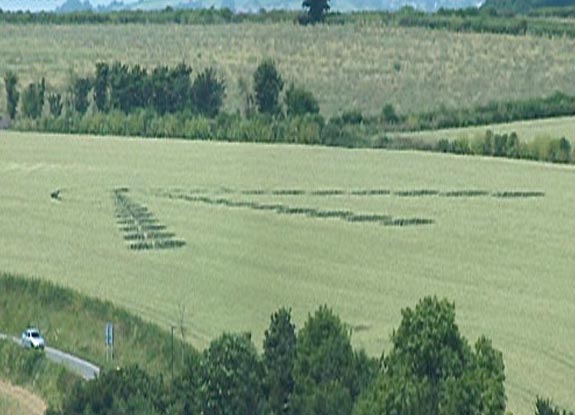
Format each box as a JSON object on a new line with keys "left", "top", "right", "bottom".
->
{"left": 94, "top": 62, "right": 110, "bottom": 112}
{"left": 354, "top": 296, "right": 506, "bottom": 415}
{"left": 263, "top": 307, "right": 297, "bottom": 415}
{"left": 200, "top": 333, "right": 265, "bottom": 415}
{"left": 109, "top": 61, "right": 131, "bottom": 113}
{"left": 4, "top": 71, "right": 19, "bottom": 120}
{"left": 47, "top": 92, "right": 63, "bottom": 117}
{"left": 149, "top": 63, "right": 191, "bottom": 115}
{"left": 291, "top": 305, "right": 355, "bottom": 415}
{"left": 253, "top": 60, "right": 284, "bottom": 115}
{"left": 21, "top": 80, "right": 45, "bottom": 119}
{"left": 536, "top": 397, "right": 574, "bottom": 415}
{"left": 382, "top": 104, "right": 399, "bottom": 124}
{"left": 126, "top": 64, "right": 150, "bottom": 111}
{"left": 302, "top": 0, "right": 330, "bottom": 23}
{"left": 58, "top": 366, "right": 164, "bottom": 415}
{"left": 72, "top": 77, "right": 92, "bottom": 115}
{"left": 284, "top": 83, "right": 319, "bottom": 117}
{"left": 474, "top": 336, "right": 506, "bottom": 415}
{"left": 167, "top": 352, "right": 202, "bottom": 415}
{"left": 191, "top": 67, "right": 226, "bottom": 118}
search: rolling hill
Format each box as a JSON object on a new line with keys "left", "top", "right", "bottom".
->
{"left": 51, "top": 0, "right": 483, "bottom": 13}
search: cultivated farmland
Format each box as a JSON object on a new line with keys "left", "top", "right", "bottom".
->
{"left": 394, "top": 115, "right": 575, "bottom": 144}
{"left": 1, "top": 23, "right": 575, "bottom": 117}
{"left": 0, "top": 131, "right": 574, "bottom": 413}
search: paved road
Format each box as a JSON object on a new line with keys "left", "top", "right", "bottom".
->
{"left": 0, "top": 333, "right": 100, "bottom": 380}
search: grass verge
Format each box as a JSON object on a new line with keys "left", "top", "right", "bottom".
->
{"left": 0, "top": 273, "right": 198, "bottom": 376}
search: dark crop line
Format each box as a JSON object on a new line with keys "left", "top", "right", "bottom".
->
{"left": 157, "top": 191, "right": 434, "bottom": 228}
{"left": 113, "top": 188, "right": 185, "bottom": 251}
{"left": 165, "top": 187, "right": 545, "bottom": 199}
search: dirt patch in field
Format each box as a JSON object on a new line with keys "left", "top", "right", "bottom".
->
{"left": 0, "top": 380, "right": 46, "bottom": 415}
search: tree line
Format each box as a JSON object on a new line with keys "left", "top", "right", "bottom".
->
{"left": 3, "top": 59, "right": 318, "bottom": 121}
{"left": 44, "top": 297, "right": 506, "bottom": 415}
{"left": 4, "top": 64, "right": 574, "bottom": 165}
{"left": 40, "top": 296, "right": 572, "bottom": 415}
{"left": 434, "top": 131, "right": 572, "bottom": 164}
{"left": 1, "top": 5, "right": 575, "bottom": 38}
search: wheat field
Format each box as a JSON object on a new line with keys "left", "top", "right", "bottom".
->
{"left": 0, "top": 131, "right": 574, "bottom": 413}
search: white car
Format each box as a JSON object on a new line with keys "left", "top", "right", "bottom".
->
{"left": 21, "top": 328, "right": 45, "bottom": 350}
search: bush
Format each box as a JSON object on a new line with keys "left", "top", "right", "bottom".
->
{"left": 253, "top": 59, "right": 284, "bottom": 115}
{"left": 191, "top": 67, "right": 226, "bottom": 118}
{"left": 48, "top": 92, "right": 63, "bottom": 117}
{"left": 21, "top": 78, "right": 45, "bottom": 119}
{"left": 71, "top": 77, "right": 92, "bottom": 115}
{"left": 284, "top": 83, "right": 319, "bottom": 117}
{"left": 4, "top": 70, "right": 19, "bottom": 120}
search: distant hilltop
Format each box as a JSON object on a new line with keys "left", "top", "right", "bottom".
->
{"left": 51, "top": 0, "right": 484, "bottom": 13}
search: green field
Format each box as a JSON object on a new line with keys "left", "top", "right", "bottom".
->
{"left": 2, "top": 23, "right": 575, "bottom": 117}
{"left": 0, "top": 131, "right": 574, "bottom": 413}
{"left": 395, "top": 115, "right": 575, "bottom": 143}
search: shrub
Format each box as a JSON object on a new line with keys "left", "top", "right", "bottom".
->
{"left": 4, "top": 70, "right": 19, "bottom": 120}
{"left": 191, "top": 67, "right": 226, "bottom": 118}
{"left": 284, "top": 83, "right": 319, "bottom": 117}
{"left": 382, "top": 103, "right": 399, "bottom": 124}
{"left": 47, "top": 92, "right": 63, "bottom": 117}
{"left": 21, "top": 78, "right": 45, "bottom": 119}
{"left": 71, "top": 77, "right": 92, "bottom": 115}
{"left": 253, "top": 59, "right": 284, "bottom": 115}
{"left": 339, "top": 109, "right": 364, "bottom": 125}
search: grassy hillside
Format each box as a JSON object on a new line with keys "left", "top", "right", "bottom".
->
{"left": 1, "top": 23, "right": 575, "bottom": 118}
{"left": 0, "top": 340, "right": 78, "bottom": 409}
{"left": 0, "top": 131, "right": 574, "bottom": 413}
{"left": 0, "top": 274, "right": 196, "bottom": 375}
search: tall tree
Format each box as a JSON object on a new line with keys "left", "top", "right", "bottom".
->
{"left": 21, "top": 80, "right": 45, "bottom": 119}
{"left": 253, "top": 59, "right": 284, "bottom": 115}
{"left": 47, "top": 92, "right": 63, "bottom": 117}
{"left": 72, "top": 77, "right": 92, "bottom": 115}
{"left": 94, "top": 62, "right": 109, "bottom": 112}
{"left": 354, "top": 296, "right": 507, "bottom": 415}
{"left": 200, "top": 333, "right": 265, "bottom": 415}
{"left": 302, "top": 0, "right": 330, "bottom": 23}
{"left": 263, "top": 307, "right": 297, "bottom": 415}
{"left": 191, "top": 67, "right": 226, "bottom": 118}
{"left": 292, "top": 305, "right": 355, "bottom": 415}
{"left": 4, "top": 71, "right": 19, "bottom": 120}
{"left": 149, "top": 63, "right": 191, "bottom": 114}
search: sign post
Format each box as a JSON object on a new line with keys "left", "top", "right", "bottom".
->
{"left": 105, "top": 322, "right": 114, "bottom": 362}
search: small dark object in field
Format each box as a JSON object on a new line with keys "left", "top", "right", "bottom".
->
{"left": 50, "top": 189, "right": 61, "bottom": 201}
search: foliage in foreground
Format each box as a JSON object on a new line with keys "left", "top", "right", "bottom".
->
{"left": 46, "top": 297, "right": 509, "bottom": 415}
{"left": 535, "top": 397, "right": 575, "bottom": 415}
